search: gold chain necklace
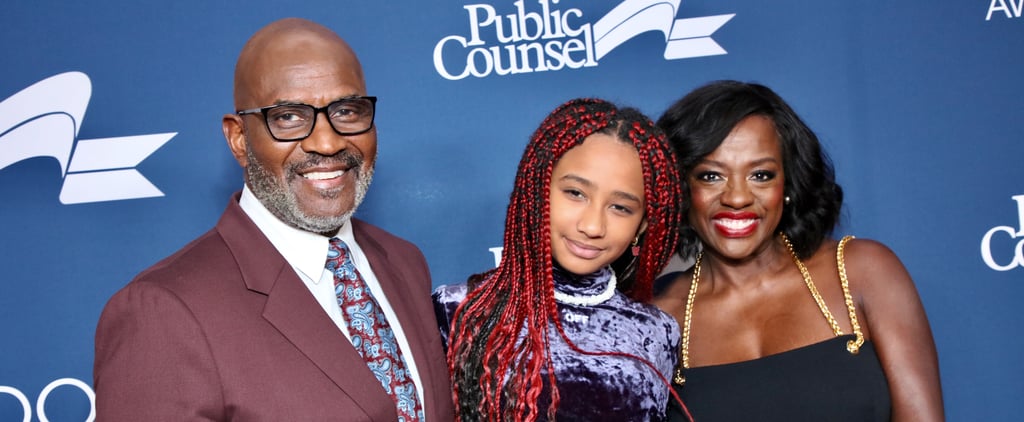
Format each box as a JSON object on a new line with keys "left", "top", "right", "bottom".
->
{"left": 673, "top": 233, "right": 864, "bottom": 386}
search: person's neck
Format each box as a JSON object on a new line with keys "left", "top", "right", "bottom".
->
{"left": 701, "top": 239, "right": 790, "bottom": 291}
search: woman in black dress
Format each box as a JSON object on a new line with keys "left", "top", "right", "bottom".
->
{"left": 654, "top": 81, "right": 944, "bottom": 421}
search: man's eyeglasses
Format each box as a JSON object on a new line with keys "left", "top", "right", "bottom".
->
{"left": 236, "top": 96, "right": 377, "bottom": 142}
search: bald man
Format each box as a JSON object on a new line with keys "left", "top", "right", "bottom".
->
{"left": 94, "top": 18, "right": 454, "bottom": 421}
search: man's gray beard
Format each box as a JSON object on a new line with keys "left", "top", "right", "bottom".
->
{"left": 245, "top": 146, "right": 374, "bottom": 235}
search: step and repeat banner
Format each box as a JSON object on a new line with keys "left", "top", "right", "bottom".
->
{"left": 2, "top": 1, "right": 1022, "bottom": 420}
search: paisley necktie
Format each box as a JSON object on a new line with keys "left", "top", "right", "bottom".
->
{"left": 326, "top": 238, "right": 424, "bottom": 422}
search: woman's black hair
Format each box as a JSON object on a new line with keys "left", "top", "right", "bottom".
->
{"left": 657, "top": 80, "right": 843, "bottom": 259}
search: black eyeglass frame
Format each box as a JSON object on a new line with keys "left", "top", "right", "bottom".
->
{"left": 236, "top": 96, "right": 377, "bottom": 141}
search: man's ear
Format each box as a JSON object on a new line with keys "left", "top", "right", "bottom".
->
{"left": 223, "top": 114, "right": 249, "bottom": 168}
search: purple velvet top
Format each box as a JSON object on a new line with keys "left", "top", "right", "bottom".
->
{"left": 432, "top": 266, "right": 679, "bottom": 421}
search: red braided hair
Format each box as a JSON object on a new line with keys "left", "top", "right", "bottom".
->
{"left": 447, "top": 98, "right": 684, "bottom": 421}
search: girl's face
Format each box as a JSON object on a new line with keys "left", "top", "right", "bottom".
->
{"left": 549, "top": 133, "right": 646, "bottom": 276}
{"left": 688, "top": 115, "right": 786, "bottom": 261}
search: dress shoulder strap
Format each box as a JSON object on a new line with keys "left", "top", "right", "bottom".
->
{"left": 836, "top": 235, "right": 865, "bottom": 354}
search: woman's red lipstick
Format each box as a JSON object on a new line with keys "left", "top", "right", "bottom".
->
{"left": 712, "top": 211, "right": 759, "bottom": 237}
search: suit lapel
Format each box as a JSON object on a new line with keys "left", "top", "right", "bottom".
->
{"left": 216, "top": 196, "right": 396, "bottom": 421}
{"left": 353, "top": 221, "right": 448, "bottom": 415}
{"left": 261, "top": 268, "right": 395, "bottom": 420}
{"left": 353, "top": 222, "right": 425, "bottom": 360}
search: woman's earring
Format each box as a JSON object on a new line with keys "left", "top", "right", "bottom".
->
{"left": 631, "top": 235, "right": 640, "bottom": 256}
{"left": 784, "top": 196, "right": 791, "bottom": 205}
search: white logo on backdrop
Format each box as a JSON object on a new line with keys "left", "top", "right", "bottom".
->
{"left": 986, "top": 0, "right": 1024, "bottom": 20}
{"left": 0, "top": 378, "right": 95, "bottom": 422}
{"left": 489, "top": 246, "right": 503, "bottom": 267}
{"left": 434, "top": 0, "right": 734, "bottom": 80}
{"left": 981, "top": 194, "right": 1024, "bottom": 271}
{"left": 0, "top": 72, "right": 175, "bottom": 204}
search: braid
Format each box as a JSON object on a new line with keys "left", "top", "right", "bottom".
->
{"left": 448, "top": 99, "right": 684, "bottom": 421}
{"left": 606, "top": 108, "right": 684, "bottom": 301}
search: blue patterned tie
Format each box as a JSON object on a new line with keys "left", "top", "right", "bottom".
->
{"left": 326, "top": 238, "right": 424, "bottom": 422}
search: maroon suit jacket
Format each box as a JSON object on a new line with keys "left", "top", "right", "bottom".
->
{"left": 94, "top": 194, "right": 455, "bottom": 421}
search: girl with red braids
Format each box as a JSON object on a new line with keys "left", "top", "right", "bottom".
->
{"left": 432, "top": 98, "right": 688, "bottom": 421}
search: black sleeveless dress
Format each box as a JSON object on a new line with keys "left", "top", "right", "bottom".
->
{"left": 668, "top": 334, "right": 891, "bottom": 421}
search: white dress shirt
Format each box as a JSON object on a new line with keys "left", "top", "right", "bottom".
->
{"left": 238, "top": 186, "right": 426, "bottom": 410}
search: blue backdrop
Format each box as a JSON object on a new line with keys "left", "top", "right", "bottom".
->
{"left": 2, "top": 1, "right": 1022, "bottom": 420}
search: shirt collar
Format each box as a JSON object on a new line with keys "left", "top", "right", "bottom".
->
{"left": 238, "top": 185, "right": 354, "bottom": 284}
